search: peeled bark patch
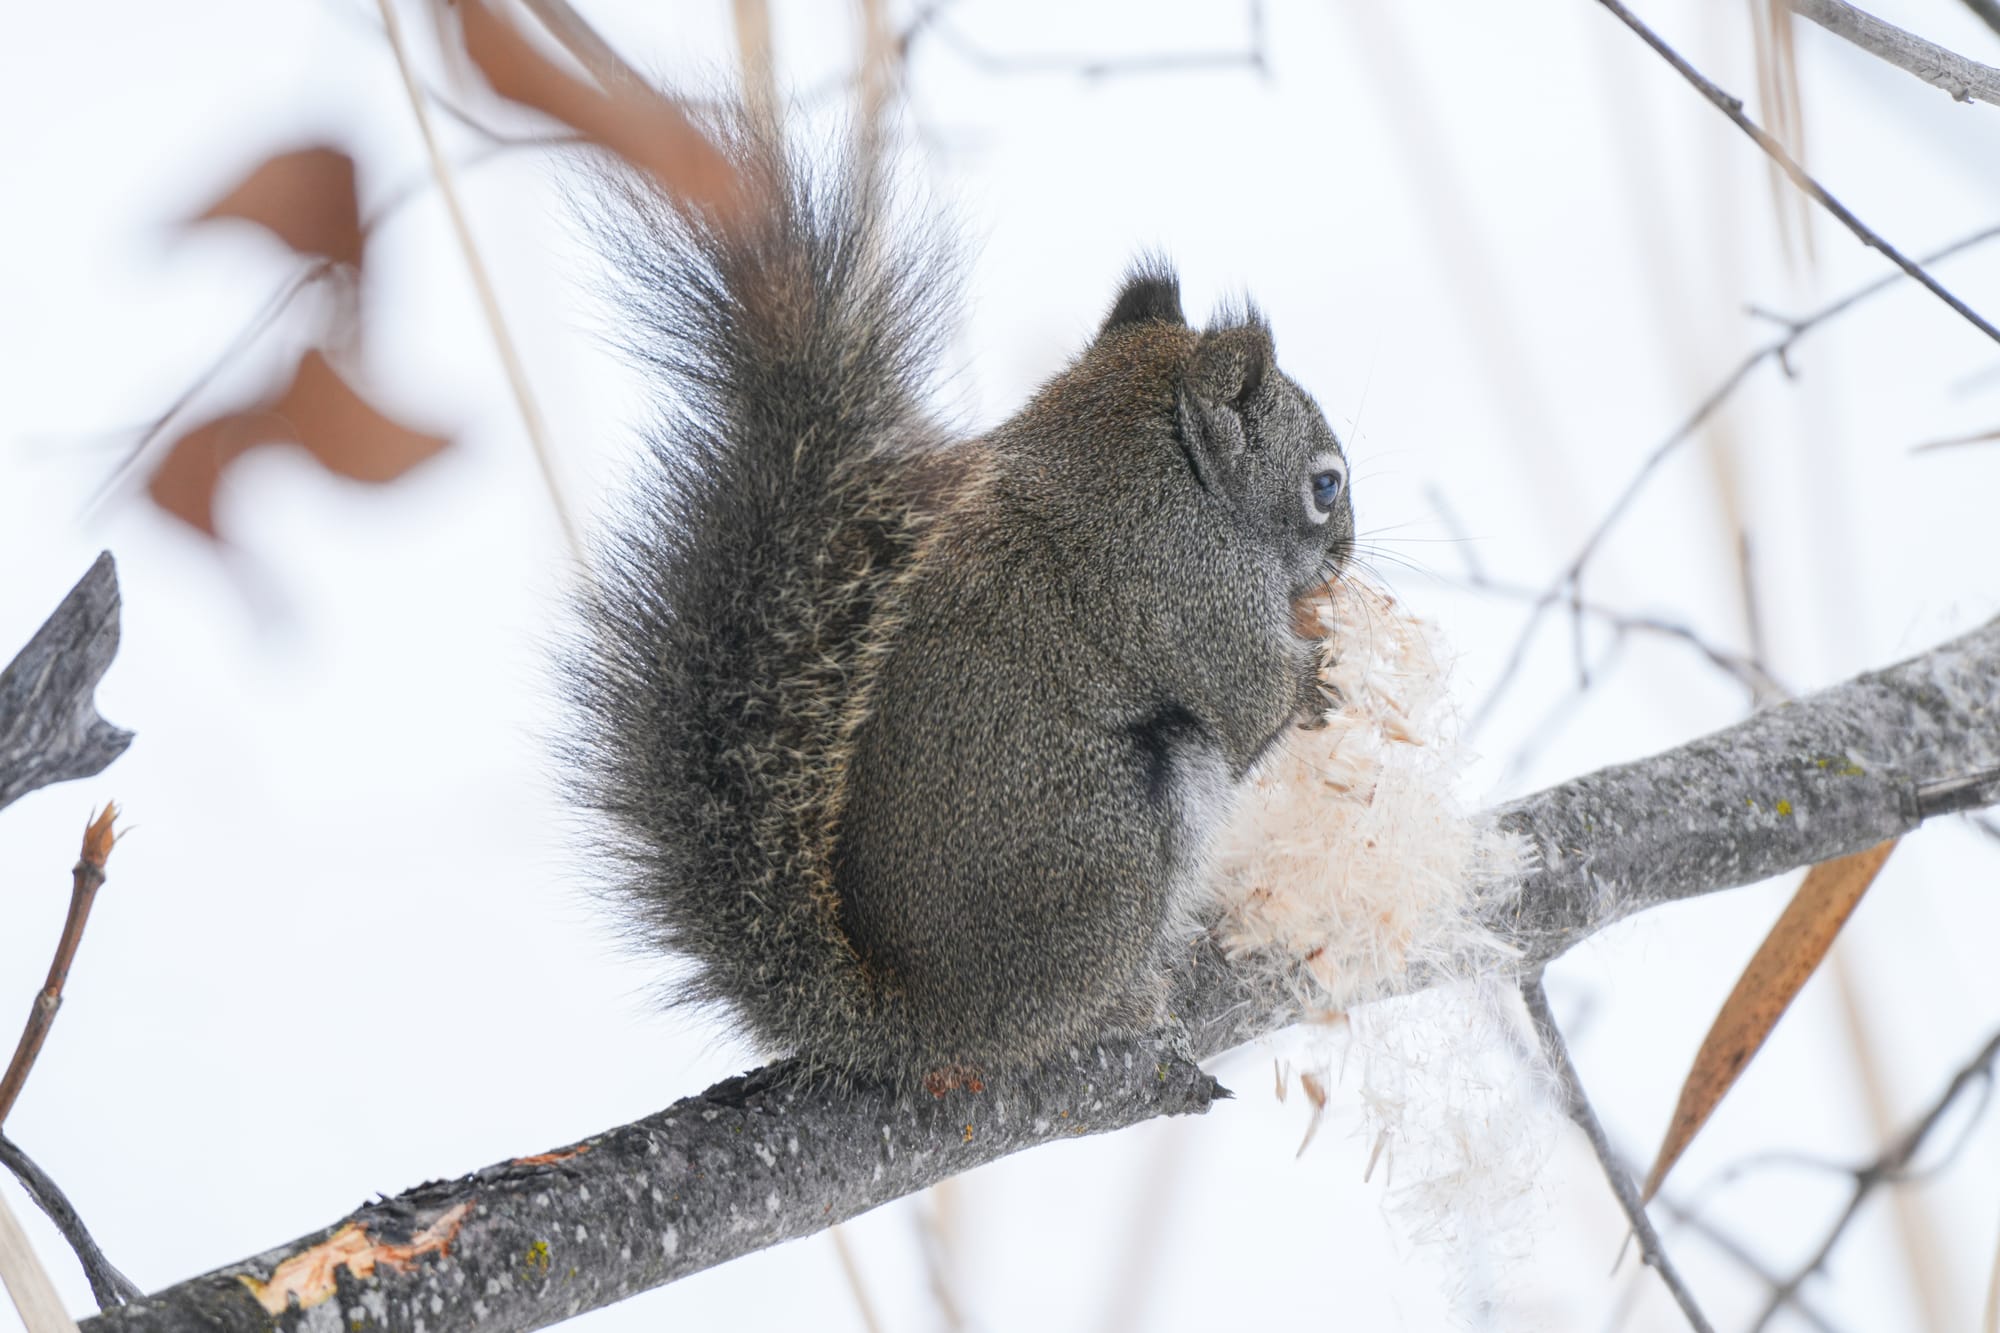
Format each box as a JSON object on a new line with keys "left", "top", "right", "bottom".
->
{"left": 238, "top": 1203, "right": 470, "bottom": 1316}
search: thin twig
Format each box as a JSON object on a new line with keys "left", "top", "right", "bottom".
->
{"left": 1592, "top": 0, "right": 2000, "bottom": 346}
{"left": 924, "top": 3, "right": 1267, "bottom": 80}
{"left": 1522, "top": 976, "right": 1714, "bottom": 1333}
{"left": 77, "top": 263, "right": 335, "bottom": 519}
{"left": 1749, "top": 1028, "right": 2000, "bottom": 1330}
{"left": 1737, "top": 529, "right": 1774, "bottom": 699}
{"left": 0, "top": 806, "right": 120, "bottom": 1128}
{"left": 1790, "top": 0, "right": 2000, "bottom": 107}
{"left": 375, "top": 0, "right": 583, "bottom": 563}
{"left": 1652, "top": 1194, "right": 1844, "bottom": 1333}
{"left": 0, "top": 1136, "right": 140, "bottom": 1310}
{"left": 1471, "top": 222, "right": 2000, "bottom": 732}
{"left": 1911, "top": 425, "right": 2000, "bottom": 452}
{"left": 1429, "top": 504, "right": 1788, "bottom": 703}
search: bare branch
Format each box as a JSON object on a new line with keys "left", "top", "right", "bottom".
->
{"left": 0, "top": 1135, "right": 142, "bottom": 1310}
{"left": 923, "top": 3, "right": 1267, "bottom": 80}
{"left": 1652, "top": 1194, "right": 1843, "bottom": 1333}
{"left": 1747, "top": 1029, "right": 2000, "bottom": 1330}
{"left": 1591, "top": 0, "right": 2000, "bottom": 346}
{"left": 1523, "top": 978, "right": 1712, "bottom": 1332}
{"left": 76, "top": 616, "right": 2000, "bottom": 1333}
{"left": 1490, "top": 618, "right": 2000, "bottom": 964}
{"left": 0, "top": 555, "right": 131, "bottom": 815}
{"left": 0, "top": 805, "right": 123, "bottom": 1128}
{"left": 1472, "top": 223, "right": 2000, "bottom": 730}
{"left": 1789, "top": 0, "right": 2000, "bottom": 107}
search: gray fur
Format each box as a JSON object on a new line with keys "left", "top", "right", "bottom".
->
{"left": 568, "top": 123, "right": 1354, "bottom": 1092}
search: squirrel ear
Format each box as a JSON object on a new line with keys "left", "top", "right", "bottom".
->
{"left": 1097, "top": 262, "right": 1186, "bottom": 336}
{"left": 1177, "top": 322, "right": 1274, "bottom": 478}
{"left": 1185, "top": 321, "right": 1272, "bottom": 411}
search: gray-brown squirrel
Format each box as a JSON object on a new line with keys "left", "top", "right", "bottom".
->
{"left": 569, "top": 121, "right": 1354, "bottom": 1092}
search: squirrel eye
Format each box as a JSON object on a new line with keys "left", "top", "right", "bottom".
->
{"left": 1304, "top": 459, "right": 1345, "bottom": 523}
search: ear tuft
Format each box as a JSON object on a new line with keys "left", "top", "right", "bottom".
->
{"left": 1099, "top": 261, "right": 1186, "bottom": 335}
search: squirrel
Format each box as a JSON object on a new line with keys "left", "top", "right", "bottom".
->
{"left": 567, "top": 120, "right": 1355, "bottom": 1093}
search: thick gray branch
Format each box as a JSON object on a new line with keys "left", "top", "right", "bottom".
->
{"left": 0, "top": 554, "right": 133, "bottom": 815}
{"left": 79, "top": 617, "right": 2000, "bottom": 1333}
{"left": 1791, "top": 0, "right": 2000, "bottom": 108}
{"left": 1491, "top": 616, "right": 2000, "bottom": 964}
{"left": 84, "top": 1040, "right": 1223, "bottom": 1333}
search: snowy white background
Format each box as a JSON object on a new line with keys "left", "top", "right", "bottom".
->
{"left": 3, "top": 1, "right": 2000, "bottom": 1329}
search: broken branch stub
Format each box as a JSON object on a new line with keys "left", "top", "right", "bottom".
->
{"left": 0, "top": 554, "right": 133, "bottom": 816}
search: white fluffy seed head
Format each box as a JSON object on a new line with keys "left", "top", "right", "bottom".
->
{"left": 1210, "top": 577, "right": 1552, "bottom": 1307}
{"left": 1214, "top": 577, "right": 1526, "bottom": 1004}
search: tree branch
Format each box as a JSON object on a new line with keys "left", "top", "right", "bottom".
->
{"left": 1523, "top": 978, "right": 1713, "bottom": 1332}
{"left": 0, "top": 1135, "right": 142, "bottom": 1310}
{"left": 76, "top": 615, "right": 2000, "bottom": 1332}
{"left": 0, "top": 804, "right": 123, "bottom": 1127}
{"left": 83, "top": 1038, "right": 1224, "bottom": 1333}
{"left": 1747, "top": 1027, "right": 2000, "bottom": 1330}
{"left": 1488, "top": 617, "right": 2000, "bottom": 965}
{"left": 1591, "top": 0, "right": 2000, "bottom": 347}
{"left": 1469, "top": 222, "right": 2000, "bottom": 732}
{"left": 0, "top": 555, "right": 131, "bottom": 816}
{"left": 1790, "top": 0, "right": 2000, "bottom": 108}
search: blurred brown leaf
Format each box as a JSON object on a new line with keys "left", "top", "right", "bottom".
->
{"left": 197, "top": 147, "right": 365, "bottom": 267}
{"left": 454, "top": 0, "right": 744, "bottom": 218}
{"left": 1641, "top": 838, "right": 1898, "bottom": 1202}
{"left": 147, "top": 350, "right": 450, "bottom": 538}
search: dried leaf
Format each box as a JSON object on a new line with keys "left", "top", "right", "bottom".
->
{"left": 147, "top": 351, "right": 450, "bottom": 538}
{"left": 197, "top": 147, "right": 364, "bottom": 267}
{"left": 455, "top": 0, "right": 744, "bottom": 218}
{"left": 1641, "top": 838, "right": 1898, "bottom": 1201}
{"left": 147, "top": 415, "right": 269, "bottom": 537}
{"left": 275, "top": 351, "right": 452, "bottom": 483}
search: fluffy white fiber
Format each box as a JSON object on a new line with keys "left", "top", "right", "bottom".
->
{"left": 1212, "top": 579, "right": 1554, "bottom": 1307}
{"left": 1214, "top": 577, "right": 1523, "bottom": 1003}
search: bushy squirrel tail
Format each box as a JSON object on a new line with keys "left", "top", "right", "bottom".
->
{"left": 566, "top": 121, "right": 960, "bottom": 1083}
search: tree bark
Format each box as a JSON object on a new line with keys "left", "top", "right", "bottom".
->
{"left": 0, "top": 554, "right": 133, "bottom": 816}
